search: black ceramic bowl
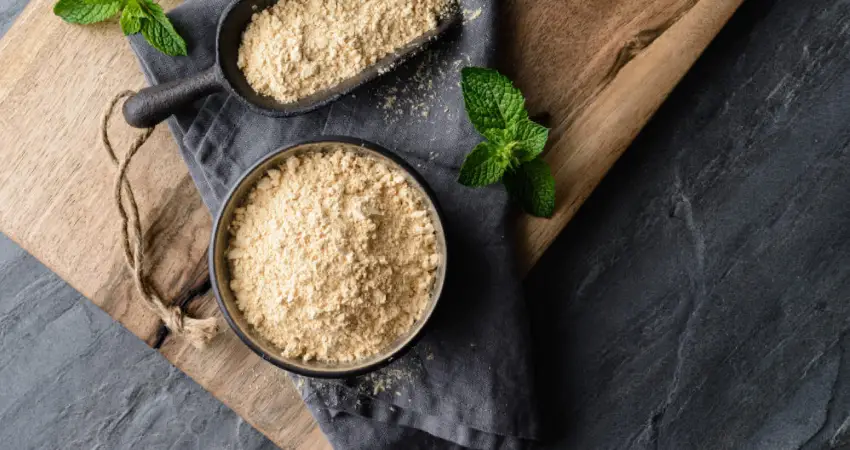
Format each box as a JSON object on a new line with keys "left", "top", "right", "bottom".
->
{"left": 209, "top": 137, "right": 448, "bottom": 378}
{"left": 122, "top": 0, "right": 460, "bottom": 128}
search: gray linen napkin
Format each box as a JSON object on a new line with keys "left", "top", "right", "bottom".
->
{"left": 128, "top": 1, "right": 541, "bottom": 448}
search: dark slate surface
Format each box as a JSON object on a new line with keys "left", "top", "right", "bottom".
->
{"left": 4, "top": 0, "right": 850, "bottom": 448}
{"left": 0, "top": 233, "right": 277, "bottom": 449}
{"left": 527, "top": 0, "right": 850, "bottom": 448}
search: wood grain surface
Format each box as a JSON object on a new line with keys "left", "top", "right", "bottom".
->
{"left": 0, "top": 0, "right": 742, "bottom": 447}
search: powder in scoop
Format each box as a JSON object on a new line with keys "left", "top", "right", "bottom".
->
{"left": 226, "top": 146, "right": 442, "bottom": 363}
{"left": 237, "top": 0, "right": 452, "bottom": 103}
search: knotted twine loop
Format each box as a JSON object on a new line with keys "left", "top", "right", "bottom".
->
{"left": 101, "top": 91, "right": 219, "bottom": 348}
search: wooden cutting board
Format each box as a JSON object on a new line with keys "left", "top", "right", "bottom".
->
{"left": 0, "top": 0, "right": 742, "bottom": 447}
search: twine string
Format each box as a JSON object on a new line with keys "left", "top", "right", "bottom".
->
{"left": 100, "top": 91, "right": 218, "bottom": 348}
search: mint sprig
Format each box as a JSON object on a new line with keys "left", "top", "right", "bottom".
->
{"left": 54, "top": 0, "right": 187, "bottom": 57}
{"left": 458, "top": 67, "right": 556, "bottom": 218}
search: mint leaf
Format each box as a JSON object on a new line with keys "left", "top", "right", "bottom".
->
{"left": 461, "top": 67, "right": 527, "bottom": 135}
{"left": 482, "top": 128, "right": 509, "bottom": 145}
{"left": 512, "top": 119, "right": 549, "bottom": 162}
{"left": 458, "top": 141, "right": 511, "bottom": 187}
{"left": 120, "top": 11, "right": 140, "bottom": 34}
{"left": 119, "top": 0, "right": 142, "bottom": 34}
{"left": 82, "top": 0, "right": 125, "bottom": 4}
{"left": 138, "top": 0, "right": 187, "bottom": 56}
{"left": 122, "top": 0, "right": 144, "bottom": 17}
{"left": 503, "top": 158, "right": 556, "bottom": 218}
{"left": 54, "top": 0, "right": 121, "bottom": 24}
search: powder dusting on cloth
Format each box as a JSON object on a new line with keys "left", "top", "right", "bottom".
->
{"left": 226, "top": 146, "right": 442, "bottom": 363}
{"left": 237, "top": 0, "right": 452, "bottom": 103}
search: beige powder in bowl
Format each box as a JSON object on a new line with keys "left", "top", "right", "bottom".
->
{"left": 225, "top": 147, "right": 442, "bottom": 363}
{"left": 237, "top": 0, "right": 451, "bottom": 103}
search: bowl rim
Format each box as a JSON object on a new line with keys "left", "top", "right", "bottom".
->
{"left": 209, "top": 136, "right": 448, "bottom": 378}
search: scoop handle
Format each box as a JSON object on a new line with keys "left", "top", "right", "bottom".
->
{"left": 123, "top": 66, "right": 222, "bottom": 128}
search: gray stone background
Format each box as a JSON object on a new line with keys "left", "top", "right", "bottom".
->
{"left": 4, "top": 0, "right": 850, "bottom": 448}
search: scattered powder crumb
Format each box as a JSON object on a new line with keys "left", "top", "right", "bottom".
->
{"left": 361, "top": 364, "right": 418, "bottom": 396}
{"left": 383, "top": 95, "right": 397, "bottom": 109}
{"left": 463, "top": 7, "right": 482, "bottom": 23}
{"left": 238, "top": 0, "right": 453, "bottom": 103}
{"left": 226, "top": 145, "right": 442, "bottom": 363}
{"left": 426, "top": 352, "right": 434, "bottom": 361}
